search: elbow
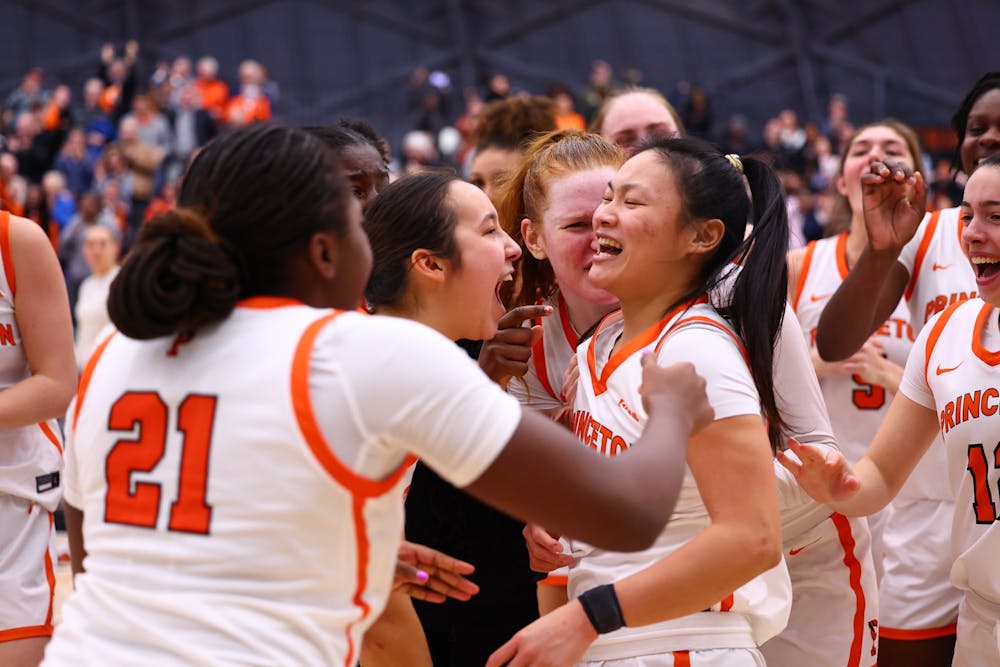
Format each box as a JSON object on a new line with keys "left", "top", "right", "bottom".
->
{"left": 746, "top": 528, "right": 784, "bottom": 574}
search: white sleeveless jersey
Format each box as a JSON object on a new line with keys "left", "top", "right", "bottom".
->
{"left": 0, "top": 211, "right": 63, "bottom": 510}
{"left": 794, "top": 232, "right": 950, "bottom": 502}
{"left": 566, "top": 302, "right": 791, "bottom": 660}
{"left": 46, "top": 300, "right": 520, "bottom": 667}
{"left": 508, "top": 292, "right": 579, "bottom": 411}
{"left": 899, "top": 207, "right": 977, "bottom": 335}
{"left": 900, "top": 299, "right": 1000, "bottom": 605}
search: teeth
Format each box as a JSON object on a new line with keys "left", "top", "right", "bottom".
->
{"left": 597, "top": 236, "right": 622, "bottom": 250}
{"left": 971, "top": 257, "right": 1000, "bottom": 264}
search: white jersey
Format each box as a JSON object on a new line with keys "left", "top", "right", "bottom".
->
{"left": 45, "top": 300, "right": 521, "bottom": 667}
{"left": 898, "top": 207, "right": 977, "bottom": 334}
{"left": 0, "top": 211, "right": 63, "bottom": 510}
{"left": 508, "top": 292, "right": 580, "bottom": 411}
{"left": 567, "top": 302, "right": 791, "bottom": 660}
{"left": 900, "top": 299, "right": 1000, "bottom": 605}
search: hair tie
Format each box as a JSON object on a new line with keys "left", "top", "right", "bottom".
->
{"left": 724, "top": 153, "right": 744, "bottom": 174}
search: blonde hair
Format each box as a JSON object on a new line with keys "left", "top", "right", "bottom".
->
{"left": 589, "top": 86, "right": 685, "bottom": 137}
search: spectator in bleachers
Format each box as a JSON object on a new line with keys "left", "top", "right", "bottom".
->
{"left": 12, "top": 110, "right": 55, "bottom": 184}
{"left": 820, "top": 92, "right": 850, "bottom": 150}
{"left": 194, "top": 56, "right": 229, "bottom": 121}
{"left": 21, "top": 183, "right": 46, "bottom": 227}
{"left": 165, "top": 85, "right": 215, "bottom": 183}
{"left": 143, "top": 179, "right": 177, "bottom": 224}
{"left": 484, "top": 73, "right": 511, "bottom": 102}
{"left": 121, "top": 93, "right": 171, "bottom": 154}
{"left": 224, "top": 60, "right": 271, "bottom": 128}
{"left": 582, "top": 59, "right": 617, "bottom": 120}
{"left": 117, "top": 115, "right": 166, "bottom": 229}
{"left": 0, "top": 152, "right": 26, "bottom": 215}
{"left": 53, "top": 128, "right": 95, "bottom": 198}
{"left": 73, "top": 223, "right": 120, "bottom": 368}
{"left": 719, "top": 113, "right": 757, "bottom": 156}
{"left": 41, "top": 84, "right": 73, "bottom": 137}
{"left": 41, "top": 170, "right": 76, "bottom": 242}
{"left": 2, "top": 67, "right": 47, "bottom": 130}
{"left": 683, "top": 85, "right": 713, "bottom": 139}
{"left": 75, "top": 78, "right": 114, "bottom": 141}
{"left": 98, "top": 178, "right": 129, "bottom": 234}
{"left": 548, "top": 84, "right": 586, "bottom": 130}
{"left": 97, "top": 41, "right": 139, "bottom": 122}
{"left": 58, "top": 190, "right": 117, "bottom": 311}
{"left": 93, "top": 145, "right": 134, "bottom": 228}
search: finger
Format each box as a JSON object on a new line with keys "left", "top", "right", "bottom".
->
{"left": 490, "top": 326, "right": 536, "bottom": 345}
{"left": 395, "top": 560, "right": 430, "bottom": 586}
{"left": 526, "top": 525, "right": 562, "bottom": 549}
{"left": 397, "top": 582, "right": 447, "bottom": 603}
{"left": 424, "top": 549, "right": 476, "bottom": 575}
{"left": 775, "top": 449, "right": 802, "bottom": 477}
{"left": 486, "top": 638, "right": 518, "bottom": 667}
{"left": 497, "top": 304, "right": 553, "bottom": 329}
{"left": 487, "top": 343, "right": 534, "bottom": 362}
{"left": 529, "top": 324, "right": 544, "bottom": 347}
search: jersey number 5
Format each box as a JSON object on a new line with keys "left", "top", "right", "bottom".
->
{"left": 852, "top": 375, "right": 885, "bottom": 410}
{"left": 967, "top": 443, "right": 1000, "bottom": 524}
{"left": 104, "top": 392, "right": 218, "bottom": 534}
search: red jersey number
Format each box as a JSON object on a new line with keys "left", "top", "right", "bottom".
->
{"left": 104, "top": 392, "right": 218, "bottom": 534}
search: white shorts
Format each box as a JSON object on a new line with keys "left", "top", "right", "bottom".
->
{"left": 761, "top": 513, "right": 878, "bottom": 667}
{"left": 880, "top": 498, "right": 960, "bottom": 639}
{"left": 0, "top": 493, "right": 55, "bottom": 641}
{"left": 953, "top": 591, "right": 1000, "bottom": 667}
{"left": 866, "top": 505, "right": 891, "bottom": 583}
{"left": 580, "top": 647, "right": 765, "bottom": 667}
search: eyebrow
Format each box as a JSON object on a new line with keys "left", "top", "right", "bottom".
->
{"left": 608, "top": 181, "right": 644, "bottom": 194}
{"left": 962, "top": 200, "right": 1000, "bottom": 207}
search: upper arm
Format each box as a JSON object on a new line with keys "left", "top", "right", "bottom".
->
{"left": 9, "top": 217, "right": 76, "bottom": 397}
{"left": 688, "top": 415, "right": 780, "bottom": 536}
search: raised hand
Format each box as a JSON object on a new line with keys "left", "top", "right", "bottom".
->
{"left": 393, "top": 540, "right": 479, "bottom": 603}
{"left": 776, "top": 438, "right": 861, "bottom": 506}
{"left": 860, "top": 157, "right": 928, "bottom": 254}
{"left": 638, "top": 355, "right": 713, "bottom": 436}
{"left": 479, "top": 304, "right": 552, "bottom": 387}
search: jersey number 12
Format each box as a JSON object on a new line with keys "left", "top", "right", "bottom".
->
{"left": 104, "top": 391, "right": 218, "bottom": 534}
{"left": 967, "top": 443, "right": 1000, "bottom": 524}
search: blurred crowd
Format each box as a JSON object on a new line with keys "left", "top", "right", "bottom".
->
{"left": 0, "top": 48, "right": 960, "bottom": 319}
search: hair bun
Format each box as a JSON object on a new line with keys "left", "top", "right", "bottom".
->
{"left": 108, "top": 208, "right": 244, "bottom": 339}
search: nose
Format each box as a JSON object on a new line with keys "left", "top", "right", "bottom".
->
{"left": 979, "top": 125, "right": 1000, "bottom": 147}
{"left": 502, "top": 229, "right": 522, "bottom": 261}
{"left": 963, "top": 214, "right": 986, "bottom": 248}
{"left": 593, "top": 199, "right": 615, "bottom": 230}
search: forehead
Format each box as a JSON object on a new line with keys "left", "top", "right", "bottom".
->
{"left": 970, "top": 88, "right": 1000, "bottom": 117}
{"left": 339, "top": 143, "right": 383, "bottom": 173}
{"left": 603, "top": 94, "right": 677, "bottom": 135}
{"left": 851, "top": 125, "right": 907, "bottom": 146}
{"left": 449, "top": 179, "right": 496, "bottom": 217}
{"left": 547, "top": 166, "right": 618, "bottom": 206}
{"left": 965, "top": 164, "right": 1000, "bottom": 197}
{"left": 617, "top": 150, "right": 670, "bottom": 182}
{"left": 471, "top": 146, "right": 519, "bottom": 174}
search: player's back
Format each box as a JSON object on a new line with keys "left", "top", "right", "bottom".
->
{"left": 47, "top": 300, "right": 407, "bottom": 666}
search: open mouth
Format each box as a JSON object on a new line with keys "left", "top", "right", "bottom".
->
{"left": 972, "top": 256, "right": 1000, "bottom": 280}
{"left": 595, "top": 236, "right": 623, "bottom": 256}
{"left": 495, "top": 271, "right": 514, "bottom": 305}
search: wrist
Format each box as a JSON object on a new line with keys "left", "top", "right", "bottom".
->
{"left": 577, "top": 583, "right": 626, "bottom": 635}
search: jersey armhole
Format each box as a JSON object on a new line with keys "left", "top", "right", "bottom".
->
{"left": 791, "top": 241, "right": 817, "bottom": 312}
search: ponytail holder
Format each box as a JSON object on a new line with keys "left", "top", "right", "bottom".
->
{"left": 724, "top": 153, "right": 744, "bottom": 175}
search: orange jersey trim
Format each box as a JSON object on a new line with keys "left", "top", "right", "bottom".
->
{"left": 557, "top": 292, "right": 579, "bottom": 350}
{"left": 673, "top": 650, "right": 692, "bottom": 667}
{"left": 587, "top": 298, "right": 706, "bottom": 396}
{"left": 2, "top": 511, "right": 58, "bottom": 642}
{"left": 831, "top": 513, "right": 866, "bottom": 667}
{"left": 971, "top": 303, "right": 1000, "bottom": 366}
{"left": 922, "top": 301, "right": 965, "bottom": 384}
{"left": 72, "top": 331, "right": 118, "bottom": 431}
{"left": 0, "top": 211, "right": 15, "bottom": 298}
{"left": 792, "top": 240, "right": 817, "bottom": 312}
{"left": 539, "top": 573, "right": 568, "bottom": 587}
{"left": 237, "top": 296, "right": 305, "bottom": 309}
{"left": 38, "top": 421, "right": 62, "bottom": 455}
{"left": 834, "top": 231, "right": 850, "bottom": 280}
{"left": 879, "top": 622, "right": 957, "bottom": 641}
{"left": 531, "top": 334, "right": 558, "bottom": 401}
{"left": 905, "top": 210, "right": 941, "bottom": 302}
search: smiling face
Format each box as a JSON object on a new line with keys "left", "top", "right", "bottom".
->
{"left": 961, "top": 163, "right": 1000, "bottom": 305}
{"left": 837, "top": 124, "right": 918, "bottom": 216}
{"left": 442, "top": 180, "right": 521, "bottom": 339}
{"left": 527, "top": 167, "right": 619, "bottom": 307}
{"left": 961, "top": 88, "right": 1000, "bottom": 176}
{"left": 590, "top": 151, "right": 692, "bottom": 303}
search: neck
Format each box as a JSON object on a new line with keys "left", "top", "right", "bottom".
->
{"left": 559, "top": 288, "right": 618, "bottom": 336}
{"left": 616, "top": 283, "right": 694, "bottom": 353}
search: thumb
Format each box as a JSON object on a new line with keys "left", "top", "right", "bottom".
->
{"left": 529, "top": 324, "right": 543, "bottom": 347}
{"left": 641, "top": 351, "right": 657, "bottom": 368}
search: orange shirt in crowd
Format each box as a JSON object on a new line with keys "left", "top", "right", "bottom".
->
{"left": 196, "top": 79, "right": 230, "bottom": 119}
{"left": 143, "top": 196, "right": 174, "bottom": 224}
{"left": 556, "top": 112, "right": 586, "bottom": 130}
{"left": 224, "top": 94, "right": 271, "bottom": 126}
{"left": 99, "top": 85, "right": 121, "bottom": 113}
